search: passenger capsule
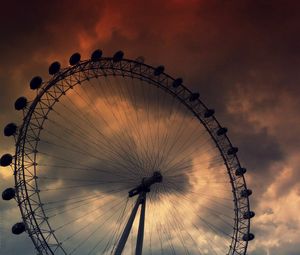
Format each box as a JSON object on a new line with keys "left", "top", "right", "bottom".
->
{"left": 242, "top": 233, "right": 255, "bottom": 241}
{"left": 189, "top": 93, "right": 200, "bottom": 102}
{"left": 30, "top": 76, "right": 43, "bottom": 90}
{"left": 235, "top": 167, "right": 247, "bottom": 176}
{"left": 154, "top": 65, "right": 165, "bottom": 76}
{"left": 243, "top": 211, "right": 255, "bottom": 219}
{"left": 172, "top": 78, "right": 182, "bottom": 88}
{"left": 204, "top": 109, "right": 215, "bottom": 118}
{"left": 241, "top": 189, "right": 252, "bottom": 198}
{"left": 91, "top": 49, "right": 103, "bottom": 61}
{"left": 4, "top": 123, "right": 17, "bottom": 137}
{"left": 12, "top": 222, "right": 26, "bottom": 235}
{"left": 69, "top": 52, "right": 81, "bottom": 66}
{"left": 0, "top": 154, "right": 13, "bottom": 166}
{"left": 113, "top": 51, "right": 124, "bottom": 62}
{"left": 2, "top": 188, "right": 15, "bottom": 200}
{"left": 227, "top": 147, "right": 238, "bottom": 155}
{"left": 48, "top": 61, "right": 61, "bottom": 75}
{"left": 217, "top": 127, "right": 228, "bottom": 136}
{"left": 14, "top": 97, "right": 27, "bottom": 111}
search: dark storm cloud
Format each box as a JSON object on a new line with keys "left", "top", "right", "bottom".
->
{"left": 1, "top": 0, "right": 300, "bottom": 254}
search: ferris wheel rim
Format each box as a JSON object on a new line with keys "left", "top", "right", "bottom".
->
{"left": 13, "top": 55, "right": 252, "bottom": 255}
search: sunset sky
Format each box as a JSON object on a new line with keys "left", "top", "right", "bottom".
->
{"left": 0, "top": 1, "right": 300, "bottom": 254}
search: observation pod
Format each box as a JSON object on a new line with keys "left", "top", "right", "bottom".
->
{"left": 172, "top": 78, "right": 182, "bottom": 88}
{"left": 217, "top": 127, "right": 228, "bottom": 136}
{"left": 204, "top": 109, "right": 215, "bottom": 118}
{"left": 227, "top": 147, "right": 238, "bottom": 155}
{"left": 12, "top": 222, "right": 26, "bottom": 235}
{"left": 189, "top": 93, "right": 200, "bottom": 102}
{"left": 14, "top": 97, "right": 27, "bottom": 111}
{"left": 30, "top": 76, "right": 43, "bottom": 90}
{"left": 243, "top": 211, "right": 255, "bottom": 219}
{"left": 243, "top": 233, "right": 255, "bottom": 241}
{"left": 91, "top": 49, "right": 102, "bottom": 61}
{"left": 4, "top": 123, "right": 17, "bottom": 137}
{"left": 241, "top": 189, "right": 252, "bottom": 198}
{"left": 154, "top": 65, "right": 165, "bottom": 76}
{"left": 113, "top": 51, "right": 124, "bottom": 62}
{"left": 0, "top": 154, "right": 13, "bottom": 166}
{"left": 69, "top": 53, "right": 81, "bottom": 66}
{"left": 236, "top": 167, "right": 247, "bottom": 176}
{"left": 2, "top": 188, "right": 15, "bottom": 200}
{"left": 49, "top": 61, "right": 61, "bottom": 75}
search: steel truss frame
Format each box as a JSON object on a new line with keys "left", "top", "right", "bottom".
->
{"left": 14, "top": 57, "right": 251, "bottom": 255}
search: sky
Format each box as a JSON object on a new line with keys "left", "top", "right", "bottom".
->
{"left": 0, "top": 0, "right": 300, "bottom": 254}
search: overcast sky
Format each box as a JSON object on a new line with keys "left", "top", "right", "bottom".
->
{"left": 0, "top": 0, "right": 300, "bottom": 254}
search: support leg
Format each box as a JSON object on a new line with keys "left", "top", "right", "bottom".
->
{"left": 136, "top": 193, "right": 146, "bottom": 255}
{"left": 114, "top": 194, "right": 142, "bottom": 255}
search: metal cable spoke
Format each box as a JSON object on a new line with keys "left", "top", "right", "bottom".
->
{"left": 68, "top": 199, "right": 127, "bottom": 255}
{"left": 60, "top": 198, "right": 127, "bottom": 244}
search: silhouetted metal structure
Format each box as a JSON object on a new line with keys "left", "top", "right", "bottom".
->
{"left": 1, "top": 49, "right": 254, "bottom": 255}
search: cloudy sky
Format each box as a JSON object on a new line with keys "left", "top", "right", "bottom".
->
{"left": 0, "top": 0, "right": 299, "bottom": 254}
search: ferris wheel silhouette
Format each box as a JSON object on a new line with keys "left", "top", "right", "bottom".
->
{"left": 1, "top": 49, "right": 254, "bottom": 255}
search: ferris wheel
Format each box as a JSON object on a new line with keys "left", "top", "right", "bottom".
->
{"left": 1, "top": 49, "right": 255, "bottom": 255}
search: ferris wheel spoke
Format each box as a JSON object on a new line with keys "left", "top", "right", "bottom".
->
{"left": 40, "top": 181, "right": 132, "bottom": 193}
{"left": 166, "top": 172, "right": 228, "bottom": 184}
{"left": 161, "top": 184, "right": 213, "bottom": 255}
{"left": 62, "top": 86, "right": 144, "bottom": 176}
{"left": 67, "top": 199, "right": 127, "bottom": 255}
{"left": 157, "top": 108, "right": 192, "bottom": 170}
{"left": 45, "top": 192, "right": 104, "bottom": 205}
{"left": 165, "top": 139, "right": 218, "bottom": 173}
{"left": 165, "top": 196, "right": 234, "bottom": 241}
{"left": 166, "top": 185, "right": 234, "bottom": 226}
{"left": 155, "top": 189, "right": 189, "bottom": 254}
{"left": 54, "top": 85, "right": 133, "bottom": 160}
{"left": 45, "top": 116, "right": 138, "bottom": 169}
{"left": 95, "top": 76, "right": 147, "bottom": 175}
{"left": 46, "top": 117, "right": 142, "bottom": 179}
{"left": 108, "top": 197, "right": 131, "bottom": 255}
{"left": 46, "top": 190, "right": 127, "bottom": 219}
{"left": 134, "top": 79, "right": 155, "bottom": 172}
{"left": 38, "top": 138, "right": 142, "bottom": 179}
{"left": 166, "top": 177, "right": 232, "bottom": 195}
{"left": 162, "top": 136, "right": 217, "bottom": 176}
{"left": 37, "top": 151, "right": 140, "bottom": 181}
{"left": 164, "top": 191, "right": 232, "bottom": 254}
{"left": 47, "top": 108, "right": 116, "bottom": 153}
{"left": 162, "top": 121, "right": 207, "bottom": 170}
{"left": 165, "top": 164, "right": 228, "bottom": 179}
{"left": 143, "top": 79, "right": 159, "bottom": 174}
{"left": 44, "top": 195, "right": 101, "bottom": 213}
{"left": 38, "top": 163, "right": 136, "bottom": 182}
{"left": 107, "top": 76, "right": 151, "bottom": 176}
{"left": 125, "top": 77, "right": 158, "bottom": 176}
{"left": 164, "top": 179, "right": 233, "bottom": 209}
{"left": 166, "top": 179, "right": 232, "bottom": 194}
{"left": 171, "top": 193, "right": 234, "bottom": 219}
{"left": 163, "top": 155, "right": 224, "bottom": 177}
{"left": 39, "top": 138, "right": 135, "bottom": 171}
{"left": 60, "top": 198, "right": 127, "bottom": 245}
{"left": 38, "top": 175, "right": 136, "bottom": 184}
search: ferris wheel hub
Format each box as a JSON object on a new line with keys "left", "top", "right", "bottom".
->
{"left": 128, "top": 171, "right": 162, "bottom": 197}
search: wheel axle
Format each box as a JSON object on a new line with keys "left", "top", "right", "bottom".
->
{"left": 128, "top": 171, "right": 162, "bottom": 197}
